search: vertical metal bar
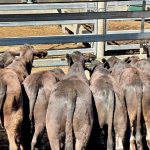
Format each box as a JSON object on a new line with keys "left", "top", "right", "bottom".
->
{"left": 90, "top": 2, "right": 97, "bottom": 54}
{"left": 104, "top": 1, "right": 107, "bottom": 53}
{"left": 27, "top": 0, "right": 33, "bottom": 3}
{"left": 140, "top": 0, "right": 146, "bottom": 55}
{"left": 96, "top": 1, "right": 105, "bottom": 60}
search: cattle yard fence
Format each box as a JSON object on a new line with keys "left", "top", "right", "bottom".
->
{"left": 0, "top": 0, "right": 150, "bottom": 67}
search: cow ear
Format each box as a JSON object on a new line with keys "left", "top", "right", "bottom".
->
{"left": 123, "top": 57, "right": 130, "bottom": 63}
{"left": 101, "top": 58, "right": 110, "bottom": 69}
{"left": 66, "top": 54, "right": 73, "bottom": 67}
{"left": 0, "top": 62, "right": 4, "bottom": 68}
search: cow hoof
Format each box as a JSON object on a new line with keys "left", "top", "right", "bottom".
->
{"left": 147, "top": 140, "right": 150, "bottom": 150}
{"left": 137, "top": 144, "right": 143, "bottom": 150}
{"left": 130, "top": 140, "right": 136, "bottom": 150}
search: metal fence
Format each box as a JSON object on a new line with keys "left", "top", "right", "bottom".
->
{"left": 0, "top": 0, "right": 150, "bottom": 67}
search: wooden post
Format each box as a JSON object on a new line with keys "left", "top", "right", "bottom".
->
{"left": 96, "top": 2, "right": 106, "bottom": 60}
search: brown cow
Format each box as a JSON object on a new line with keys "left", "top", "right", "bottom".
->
{"left": 89, "top": 60, "right": 127, "bottom": 150}
{"left": 125, "top": 56, "right": 150, "bottom": 149}
{"left": 23, "top": 68, "right": 65, "bottom": 150}
{"left": 136, "top": 70, "right": 150, "bottom": 149}
{"left": 104, "top": 58, "right": 143, "bottom": 150}
{"left": 46, "top": 51, "right": 94, "bottom": 150}
{"left": 0, "top": 44, "right": 47, "bottom": 150}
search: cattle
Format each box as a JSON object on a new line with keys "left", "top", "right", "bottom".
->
{"left": 89, "top": 60, "right": 127, "bottom": 150}
{"left": 124, "top": 56, "right": 150, "bottom": 76}
{"left": 138, "top": 69, "right": 150, "bottom": 150}
{"left": 6, "top": 44, "right": 47, "bottom": 83}
{"left": 104, "top": 57, "right": 144, "bottom": 150}
{"left": 23, "top": 68, "right": 65, "bottom": 150}
{"left": 102, "top": 56, "right": 121, "bottom": 71}
{"left": 0, "top": 44, "right": 47, "bottom": 150}
{"left": 46, "top": 51, "right": 94, "bottom": 150}
{"left": 0, "top": 51, "right": 15, "bottom": 68}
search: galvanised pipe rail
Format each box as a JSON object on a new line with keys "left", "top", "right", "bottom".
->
{"left": 0, "top": 33, "right": 150, "bottom": 46}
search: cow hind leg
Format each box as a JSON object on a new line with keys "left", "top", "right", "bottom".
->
{"left": 5, "top": 124, "right": 23, "bottom": 150}
{"left": 107, "top": 126, "right": 113, "bottom": 150}
{"left": 4, "top": 97, "right": 23, "bottom": 150}
{"left": 31, "top": 124, "right": 45, "bottom": 150}
{"left": 46, "top": 125, "right": 62, "bottom": 150}
{"left": 130, "top": 126, "right": 136, "bottom": 150}
{"left": 115, "top": 130, "right": 126, "bottom": 150}
{"left": 146, "top": 125, "right": 150, "bottom": 149}
{"left": 49, "top": 137, "right": 61, "bottom": 150}
{"left": 115, "top": 134, "right": 124, "bottom": 150}
{"left": 136, "top": 128, "right": 143, "bottom": 150}
{"left": 75, "top": 124, "right": 93, "bottom": 150}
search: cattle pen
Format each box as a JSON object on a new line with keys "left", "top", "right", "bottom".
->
{"left": 0, "top": 0, "right": 150, "bottom": 150}
{"left": 0, "top": 0, "right": 150, "bottom": 69}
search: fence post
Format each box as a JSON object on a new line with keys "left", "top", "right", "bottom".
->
{"left": 27, "top": 0, "right": 33, "bottom": 3}
{"left": 96, "top": 2, "right": 105, "bottom": 60}
{"left": 140, "top": 0, "right": 146, "bottom": 56}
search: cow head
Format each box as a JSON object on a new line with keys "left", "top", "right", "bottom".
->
{"left": 50, "top": 68, "right": 65, "bottom": 81}
{"left": 123, "top": 56, "right": 140, "bottom": 65}
{"left": 66, "top": 51, "right": 96, "bottom": 68}
{"left": 66, "top": 51, "right": 85, "bottom": 68}
{"left": 33, "top": 49, "right": 47, "bottom": 58}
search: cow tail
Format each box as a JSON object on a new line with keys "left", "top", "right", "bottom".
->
{"left": 107, "top": 90, "right": 115, "bottom": 149}
{"left": 0, "top": 81, "right": 6, "bottom": 127}
{"left": 136, "top": 85, "right": 143, "bottom": 148}
{"left": 65, "top": 89, "right": 77, "bottom": 150}
{"left": 23, "top": 82, "right": 39, "bottom": 121}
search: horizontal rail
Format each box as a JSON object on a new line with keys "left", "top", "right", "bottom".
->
{"left": 0, "top": 20, "right": 96, "bottom": 26}
{"left": 0, "top": 33, "right": 150, "bottom": 46}
{"left": 0, "top": 0, "right": 146, "bottom": 4}
{"left": 108, "top": 29, "right": 150, "bottom": 34}
{"left": 0, "top": 3, "right": 95, "bottom": 10}
{"left": 0, "top": 11, "right": 149, "bottom": 22}
{"left": 106, "top": 44, "right": 140, "bottom": 50}
{"left": 33, "top": 58, "right": 91, "bottom": 67}
{"left": 47, "top": 48, "right": 96, "bottom": 55}
{"left": 33, "top": 58, "right": 67, "bottom": 67}
{"left": 108, "top": 1, "right": 150, "bottom": 6}
{"left": 30, "top": 0, "right": 150, "bottom": 3}
{"left": 33, "top": 53, "right": 148, "bottom": 67}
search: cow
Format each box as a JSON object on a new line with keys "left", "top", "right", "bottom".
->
{"left": 89, "top": 60, "right": 127, "bottom": 150}
{"left": 0, "top": 44, "right": 47, "bottom": 150}
{"left": 23, "top": 68, "right": 65, "bottom": 150}
{"left": 124, "top": 56, "right": 150, "bottom": 149}
{"left": 104, "top": 58, "right": 144, "bottom": 150}
{"left": 46, "top": 51, "right": 94, "bottom": 150}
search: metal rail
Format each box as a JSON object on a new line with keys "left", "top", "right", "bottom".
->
{"left": 0, "top": 33, "right": 150, "bottom": 46}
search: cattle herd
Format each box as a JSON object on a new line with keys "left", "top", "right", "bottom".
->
{"left": 0, "top": 44, "right": 149, "bottom": 150}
